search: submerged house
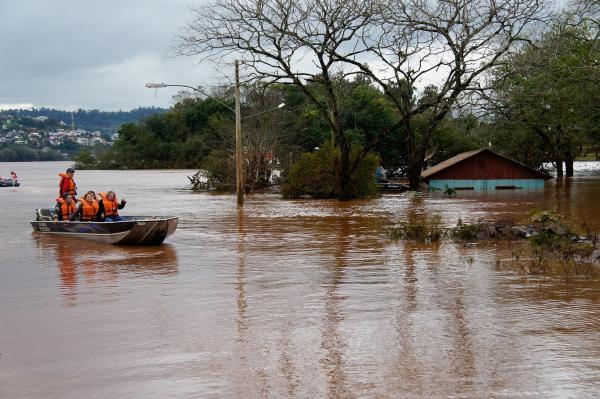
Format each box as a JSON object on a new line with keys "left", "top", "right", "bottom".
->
{"left": 421, "top": 149, "right": 551, "bottom": 192}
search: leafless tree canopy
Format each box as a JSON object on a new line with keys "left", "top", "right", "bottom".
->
{"left": 369, "top": 0, "right": 546, "bottom": 113}
{"left": 178, "top": 0, "right": 379, "bottom": 84}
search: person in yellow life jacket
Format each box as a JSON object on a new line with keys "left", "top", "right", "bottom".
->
{"left": 53, "top": 194, "right": 76, "bottom": 221}
{"left": 97, "top": 191, "right": 126, "bottom": 221}
{"left": 70, "top": 191, "right": 99, "bottom": 221}
{"left": 58, "top": 168, "right": 77, "bottom": 198}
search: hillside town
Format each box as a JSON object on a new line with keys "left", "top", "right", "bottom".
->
{"left": 0, "top": 114, "right": 114, "bottom": 147}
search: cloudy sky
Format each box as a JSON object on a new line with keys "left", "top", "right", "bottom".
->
{"left": 0, "top": 0, "right": 217, "bottom": 111}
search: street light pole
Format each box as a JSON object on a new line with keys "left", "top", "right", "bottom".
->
{"left": 234, "top": 60, "right": 244, "bottom": 205}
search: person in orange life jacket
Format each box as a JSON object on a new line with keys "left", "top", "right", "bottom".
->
{"left": 97, "top": 191, "right": 126, "bottom": 221}
{"left": 53, "top": 194, "right": 76, "bottom": 221}
{"left": 59, "top": 168, "right": 77, "bottom": 198}
{"left": 70, "top": 191, "right": 99, "bottom": 221}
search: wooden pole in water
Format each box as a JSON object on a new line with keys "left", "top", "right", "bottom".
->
{"left": 235, "top": 60, "right": 244, "bottom": 205}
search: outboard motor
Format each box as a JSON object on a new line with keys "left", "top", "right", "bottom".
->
{"left": 35, "top": 209, "right": 54, "bottom": 222}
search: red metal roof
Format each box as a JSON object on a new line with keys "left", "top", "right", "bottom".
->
{"left": 421, "top": 148, "right": 551, "bottom": 181}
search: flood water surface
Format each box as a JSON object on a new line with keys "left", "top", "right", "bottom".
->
{"left": 1, "top": 162, "right": 600, "bottom": 398}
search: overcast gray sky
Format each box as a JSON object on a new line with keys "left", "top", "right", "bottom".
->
{"left": 0, "top": 0, "right": 217, "bottom": 111}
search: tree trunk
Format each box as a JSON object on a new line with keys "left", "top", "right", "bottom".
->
{"left": 555, "top": 160, "right": 564, "bottom": 177}
{"left": 404, "top": 121, "right": 422, "bottom": 190}
{"left": 338, "top": 145, "right": 352, "bottom": 200}
{"left": 565, "top": 157, "right": 574, "bottom": 177}
{"left": 407, "top": 160, "right": 421, "bottom": 190}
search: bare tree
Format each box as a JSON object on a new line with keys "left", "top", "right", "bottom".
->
{"left": 336, "top": 0, "right": 550, "bottom": 188}
{"left": 177, "top": 0, "right": 387, "bottom": 199}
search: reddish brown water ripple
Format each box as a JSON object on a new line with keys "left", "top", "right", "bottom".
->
{"left": 1, "top": 161, "right": 599, "bottom": 398}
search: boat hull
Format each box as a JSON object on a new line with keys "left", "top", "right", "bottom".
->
{"left": 30, "top": 216, "right": 178, "bottom": 245}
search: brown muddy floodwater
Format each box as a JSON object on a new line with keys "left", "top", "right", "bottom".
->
{"left": 1, "top": 161, "right": 600, "bottom": 398}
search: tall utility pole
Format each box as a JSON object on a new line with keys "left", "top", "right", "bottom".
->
{"left": 235, "top": 60, "right": 244, "bottom": 205}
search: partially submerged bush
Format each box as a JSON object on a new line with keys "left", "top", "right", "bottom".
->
{"left": 282, "top": 141, "right": 378, "bottom": 199}
{"left": 390, "top": 216, "right": 494, "bottom": 243}
{"left": 189, "top": 149, "right": 235, "bottom": 191}
{"left": 525, "top": 210, "right": 598, "bottom": 276}
{"left": 449, "top": 218, "right": 487, "bottom": 242}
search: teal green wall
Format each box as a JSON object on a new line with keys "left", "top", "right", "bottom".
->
{"left": 428, "top": 179, "right": 545, "bottom": 192}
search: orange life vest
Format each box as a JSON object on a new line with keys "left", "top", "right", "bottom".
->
{"left": 79, "top": 198, "right": 99, "bottom": 221}
{"left": 99, "top": 192, "right": 119, "bottom": 217}
{"left": 56, "top": 197, "right": 76, "bottom": 220}
{"left": 58, "top": 173, "right": 76, "bottom": 196}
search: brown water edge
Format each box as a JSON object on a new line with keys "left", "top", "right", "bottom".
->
{"left": 1, "top": 162, "right": 600, "bottom": 398}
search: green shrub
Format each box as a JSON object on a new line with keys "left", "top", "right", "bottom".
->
{"left": 282, "top": 141, "right": 378, "bottom": 199}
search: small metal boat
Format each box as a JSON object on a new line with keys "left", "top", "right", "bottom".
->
{"left": 31, "top": 209, "right": 177, "bottom": 245}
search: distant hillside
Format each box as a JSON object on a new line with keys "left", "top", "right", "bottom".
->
{"left": 0, "top": 107, "right": 168, "bottom": 134}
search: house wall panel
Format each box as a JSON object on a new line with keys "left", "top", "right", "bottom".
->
{"left": 429, "top": 179, "right": 546, "bottom": 192}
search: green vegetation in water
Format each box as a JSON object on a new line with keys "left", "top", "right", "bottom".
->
{"left": 443, "top": 185, "right": 457, "bottom": 196}
{"left": 389, "top": 209, "right": 599, "bottom": 277}
{"left": 524, "top": 209, "right": 598, "bottom": 276}
{"left": 389, "top": 215, "right": 494, "bottom": 243}
{"left": 388, "top": 214, "right": 444, "bottom": 242}
{"left": 449, "top": 218, "right": 487, "bottom": 242}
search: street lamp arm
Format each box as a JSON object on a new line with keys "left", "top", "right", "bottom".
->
{"left": 145, "top": 82, "right": 235, "bottom": 113}
{"left": 241, "top": 103, "right": 286, "bottom": 120}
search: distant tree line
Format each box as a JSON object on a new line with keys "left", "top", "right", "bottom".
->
{"left": 0, "top": 145, "right": 63, "bottom": 162}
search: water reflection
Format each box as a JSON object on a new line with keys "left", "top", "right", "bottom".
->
{"left": 391, "top": 241, "right": 422, "bottom": 393}
{"left": 321, "top": 217, "right": 350, "bottom": 399}
{"left": 236, "top": 208, "right": 248, "bottom": 344}
{"left": 34, "top": 235, "right": 178, "bottom": 306}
